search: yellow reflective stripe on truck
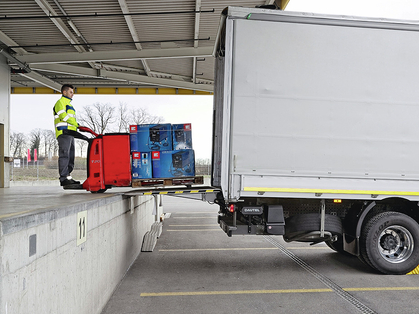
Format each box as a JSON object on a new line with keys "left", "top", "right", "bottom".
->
{"left": 243, "top": 187, "right": 419, "bottom": 196}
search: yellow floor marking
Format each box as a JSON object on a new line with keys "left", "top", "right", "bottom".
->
{"left": 159, "top": 247, "right": 328, "bottom": 252}
{"left": 141, "top": 287, "right": 419, "bottom": 297}
{"left": 160, "top": 248, "right": 279, "bottom": 252}
{"left": 141, "top": 288, "right": 332, "bottom": 297}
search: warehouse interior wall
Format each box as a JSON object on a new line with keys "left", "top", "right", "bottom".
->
{"left": 0, "top": 55, "right": 11, "bottom": 188}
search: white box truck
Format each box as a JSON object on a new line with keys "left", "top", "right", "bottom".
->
{"left": 210, "top": 6, "right": 419, "bottom": 275}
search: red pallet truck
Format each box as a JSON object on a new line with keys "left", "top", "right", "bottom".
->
{"left": 63, "top": 127, "right": 131, "bottom": 193}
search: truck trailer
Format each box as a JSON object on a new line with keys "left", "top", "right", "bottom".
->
{"left": 72, "top": 6, "right": 419, "bottom": 275}
{"left": 210, "top": 6, "right": 419, "bottom": 275}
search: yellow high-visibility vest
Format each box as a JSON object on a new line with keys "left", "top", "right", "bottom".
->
{"left": 53, "top": 96, "right": 78, "bottom": 138}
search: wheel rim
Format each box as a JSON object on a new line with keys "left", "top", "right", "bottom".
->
{"left": 377, "top": 225, "right": 414, "bottom": 263}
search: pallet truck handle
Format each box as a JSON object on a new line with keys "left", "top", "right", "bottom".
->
{"left": 78, "top": 126, "right": 99, "bottom": 137}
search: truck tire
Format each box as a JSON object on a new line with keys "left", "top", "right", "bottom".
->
{"left": 359, "top": 211, "right": 419, "bottom": 275}
{"left": 284, "top": 213, "right": 342, "bottom": 242}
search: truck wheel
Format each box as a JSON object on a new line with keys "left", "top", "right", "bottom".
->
{"left": 284, "top": 213, "right": 342, "bottom": 242}
{"left": 360, "top": 211, "right": 419, "bottom": 275}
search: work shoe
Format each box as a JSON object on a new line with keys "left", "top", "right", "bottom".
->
{"left": 60, "top": 178, "right": 81, "bottom": 186}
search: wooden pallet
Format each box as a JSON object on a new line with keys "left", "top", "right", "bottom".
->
{"left": 132, "top": 176, "right": 204, "bottom": 188}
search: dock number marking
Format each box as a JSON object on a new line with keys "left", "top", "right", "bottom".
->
{"left": 77, "top": 211, "right": 87, "bottom": 246}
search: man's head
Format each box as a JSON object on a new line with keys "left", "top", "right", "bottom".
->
{"left": 61, "top": 84, "right": 74, "bottom": 99}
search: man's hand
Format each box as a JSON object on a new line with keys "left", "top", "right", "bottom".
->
{"left": 78, "top": 126, "right": 99, "bottom": 137}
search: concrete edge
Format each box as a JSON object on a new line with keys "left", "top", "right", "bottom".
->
{"left": 0, "top": 193, "right": 131, "bottom": 236}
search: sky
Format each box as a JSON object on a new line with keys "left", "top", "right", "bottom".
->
{"left": 10, "top": 0, "right": 419, "bottom": 159}
{"left": 286, "top": 0, "right": 419, "bottom": 20}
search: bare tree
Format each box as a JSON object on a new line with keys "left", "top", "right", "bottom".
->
{"left": 10, "top": 131, "right": 26, "bottom": 157}
{"left": 115, "top": 102, "right": 130, "bottom": 132}
{"left": 29, "top": 128, "right": 42, "bottom": 159}
{"left": 44, "top": 130, "right": 57, "bottom": 158}
{"left": 41, "top": 129, "right": 56, "bottom": 158}
{"left": 129, "top": 107, "right": 163, "bottom": 125}
{"left": 195, "top": 158, "right": 211, "bottom": 176}
{"left": 76, "top": 139, "right": 87, "bottom": 157}
{"left": 78, "top": 102, "right": 116, "bottom": 134}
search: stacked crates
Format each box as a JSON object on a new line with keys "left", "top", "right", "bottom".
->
{"left": 130, "top": 123, "right": 195, "bottom": 179}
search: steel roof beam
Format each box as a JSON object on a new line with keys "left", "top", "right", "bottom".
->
{"left": 31, "top": 63, "right": 213, "bottom": 92}
{"left": 35, "top": 0, "right": 97, "bottom": 69}
{"left": 117, "top": 0, "right": 151, "bottom": 76}
{"left": 192, "top": 0, "right": 202, "bottom": 84}
{"left": 19, "top": 71, "right": 62, "bottom": 91}
{"left": 17, "top": 46, "right": 213, "bottom": 64}
{"left": 0, "top": 29, "right": 62, "bottom": 90}
{"left": 0, "top": 31, "right": 28, "bottom": 55}
{"left": 34, "top": 0, "right": 83, "bottom": 53}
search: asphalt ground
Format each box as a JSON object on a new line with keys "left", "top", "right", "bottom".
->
{"left": 102, "top": 196, "right": 419, "bottom": 314}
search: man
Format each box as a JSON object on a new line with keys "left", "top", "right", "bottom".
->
{"left": 53, "top": 84, "right": 80, "bottom": 186}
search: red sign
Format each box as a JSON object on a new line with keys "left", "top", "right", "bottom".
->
{"left": 34, "top": 149, "right": 38, "bottom": 162}
{"left": 27, "top": 149, "right": 31, "bottom": 162}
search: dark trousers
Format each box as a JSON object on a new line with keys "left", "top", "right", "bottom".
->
{"left": 57, "top": 134, "right": 75, "bottom": 182}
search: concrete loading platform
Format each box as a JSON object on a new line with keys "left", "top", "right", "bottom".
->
{"left": 0, "top": 186, "right": 160, "bottom": 314}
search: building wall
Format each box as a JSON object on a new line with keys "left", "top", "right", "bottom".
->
{"left": 0, "top": 55, "right": 10, "bottom": 188}
{"left": 0, "top": 194, "right": 160, "bottom": 314}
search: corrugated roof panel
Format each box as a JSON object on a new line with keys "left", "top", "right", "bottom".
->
{"left": 4, "top": 0, "right": 271, "bottom": 89}
{"left": 147, "top": 58, "right": 193, "bottom": 78}
{"left": 125, "top": 0, "right": 196, "bottom": 50}
{"left": 49, "top": 0, "right": 136, "bottom": 51}
{"left": 0, "top": 0, "right": 79, "bottom": 54}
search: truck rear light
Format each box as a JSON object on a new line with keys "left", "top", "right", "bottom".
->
{"left": 229, "top": 204, "right": 235, "bottom": 213}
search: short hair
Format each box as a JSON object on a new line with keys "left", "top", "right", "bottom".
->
{"left": 61, "top": 84, "right": 74, "bottom": 94}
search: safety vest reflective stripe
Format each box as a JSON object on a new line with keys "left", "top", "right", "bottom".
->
{"left": 54, "top": 113, "right": 74, "bottom": 119}
{"left": 55, "top": 122, "right": 68, "bottom": 128}
{"left": 56, "top": 109, "right": 66, "bottom": 115}
{"left": 63, "top": 115, "right": 69, "bottom": 122}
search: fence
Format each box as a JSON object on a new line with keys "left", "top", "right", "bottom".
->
{"left": 9, "top": 158, "right": 211, "bottom": 182}
{"left": 9, "top": 157, "right": 87, "bottom": 182}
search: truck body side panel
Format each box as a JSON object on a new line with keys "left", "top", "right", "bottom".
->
{"left": 216, "top": 9, "right": 419, "bottom": 201}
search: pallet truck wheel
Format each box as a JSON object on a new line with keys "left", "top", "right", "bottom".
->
{"left": 91, "top": 189, "right": 107, "bottom": 193}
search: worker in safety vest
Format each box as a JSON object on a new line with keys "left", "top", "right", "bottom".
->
{"left": 53, "top": 84, "right": 80, "bottom": 186}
